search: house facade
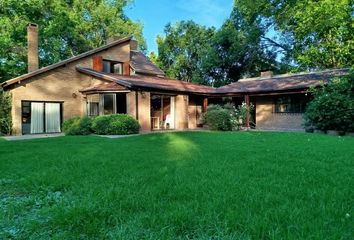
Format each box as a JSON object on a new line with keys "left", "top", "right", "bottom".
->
{"left": 1, "top": 24, "right": 349, "bottom": 135}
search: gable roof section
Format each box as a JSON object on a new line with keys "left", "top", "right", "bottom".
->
{"left": 216, "top": 68, "right": 349, "bottom": 94}
{"left": 77, "top": 67, "right": 215, "bottom": 95}
{"left": 1, "top": 36, "right": 132, "bottom": 88}
{"left": 130, "top": 50, "right": 165, "bottom": 76}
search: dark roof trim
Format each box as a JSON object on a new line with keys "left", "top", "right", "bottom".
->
{"left": 77, "top": 67, "right": 215, "bottom": 95}
{"left": 1, "top": 36, "right": 132, "bottom": 88}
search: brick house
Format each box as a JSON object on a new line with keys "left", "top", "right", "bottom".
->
{"left": 0, "top": 24, "right": 349, "bottom": 135}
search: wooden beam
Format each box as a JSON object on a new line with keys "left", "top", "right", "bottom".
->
{"left": 203, "top": 98, "right": 208, "bottom": 112}
{"left": 244, "top": 95, "right": 250, "bottom": 129}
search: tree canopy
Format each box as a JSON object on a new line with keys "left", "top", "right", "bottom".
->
{"left": 155, "top": 21, "right": 215, "bottom": 83}
{"left": 235, "top": 0, "right": 354, "bottom": 69}
{"left": 0, "top": 0, "right": 146, "bottom": 82}
{"left": 155, "top": 0, "right": 354, "bottom": 85}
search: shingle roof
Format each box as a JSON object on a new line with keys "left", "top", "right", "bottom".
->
{"left": 77, "top": 67, "right": 215, "bottom": 95}
{"left": 1, "top": 36, "right": 132, "bottom": 88}
{"left": 216, "top": 68, "right": 349, "bottom": 94}
{"left": 80, "top": 81, "right": 128, "bottom": 93}
{"left": 130, "top": 50, "right": 165, "bottom": 76}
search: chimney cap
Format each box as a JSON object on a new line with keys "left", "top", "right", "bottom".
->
{"left": 27, "top": 23, "right": 38, "bottom": 28}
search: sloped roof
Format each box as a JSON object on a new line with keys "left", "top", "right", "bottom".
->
{"left": 130, "top": 50, "right": 165, "bottom": 76}
{"left": 77, "top": 67, "right": 215, "bottom": 95}
{"left": 216, "top": 68, "right": 349, "bottom": 94}
{"left": 80, "top": 81, "right": 128, "bottom": 93}
{"left": 1, "top": 36, "right": 132, "bottom": 88}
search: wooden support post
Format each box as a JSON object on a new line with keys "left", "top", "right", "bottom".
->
{"left": 244, "top": 95, "right": 250, "bottom": 129}
{"left": 203, "top": 98, "right": 208, "bottom": 112}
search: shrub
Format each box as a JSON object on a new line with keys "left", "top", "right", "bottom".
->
{"left": 63, "top": 116, "right": 92, "bottom": 135}
{"left": 304, "top": 71, "right": 354, "bottom": 132}
{"left": 92, "top": 114, "right": 140, "bottom": 135}
{"left": 0, "top": 91, "right": 12, "bottom": 135}
{"left": 204, "top": 105, "right": 232, "bottom": 131}
{"left": 204, "top": 103, "right": 253, "bottom": 131}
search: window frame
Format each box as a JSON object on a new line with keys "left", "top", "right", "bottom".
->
{"left": 274, "top": 95, "right": 306, "bottom": 114}
{"left": 102, "top": 59, "right": 123, "bottom": 74}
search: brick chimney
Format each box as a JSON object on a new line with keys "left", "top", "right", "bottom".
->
{"left": 27, "top": 23, "right": 39, "bottom": 72}
{"left": 260, "top": 70, "right": 273, "bottom": 78}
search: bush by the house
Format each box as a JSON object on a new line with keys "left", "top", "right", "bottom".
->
{"left": 204, "top": 104, "right": 233, "bottom": 131}
{"left": 204, "top": 103, "right": 253, "bottom": 131}
{"left": 63, "top": 116, "right": 92, "bottom": 135}
{"left": 304, "top": 71, "right": 354, "bottom": 132}
{"left": 92, "top": 114, "right": 140, "bottom": 135}
{"left": 0, "top": 91, "right": 12, "bottom": 135}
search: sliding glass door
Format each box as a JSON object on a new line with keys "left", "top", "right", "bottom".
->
{"left": 151, "top": 95, "right": 175, "bottom": 130}
{"left": 22, "top": 101, "right": 62, "bottom": 134}
{"left": 30, "top": 102, "right": 44, "bottom": 134}
{"left": 45, "top": 103, "right": 61, "bottom": 133}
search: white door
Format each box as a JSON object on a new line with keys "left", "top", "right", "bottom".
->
{"left": 45, "top": 103, "right": 61, "bottom": 133}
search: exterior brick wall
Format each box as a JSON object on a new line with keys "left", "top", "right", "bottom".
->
{"left": 175, "top": 95, "right": 189, "bottom": 130}
{"left": 254, "top": 96, "right": 305, "bottom": 131}
{"left": 137, "top": 91, "right": 151, "bottom": 131}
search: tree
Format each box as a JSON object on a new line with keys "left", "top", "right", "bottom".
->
{"left": 304, "top": 70, "right": 354, "bottom": 132}
{"left": 202, "top": 7, "right": 277, "bottom": 86}
{"left": 0, "top": 0, "right": 146, "bottom": 82}
{"left": 155, "top": 21, "right": 215, "bottom": 83}
{"left": 234, "top": 0, "right": 354, "bottom": 69}
{"left": 0, "top": 90, "right": 12, "bottom": 135}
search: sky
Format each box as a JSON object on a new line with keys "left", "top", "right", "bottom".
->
{"left": 125, "top": 0, "right": 234, "bottom": 53}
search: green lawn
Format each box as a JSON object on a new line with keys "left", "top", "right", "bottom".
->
{"left": 0, "top": 132, "right": 353, "bottom": 239}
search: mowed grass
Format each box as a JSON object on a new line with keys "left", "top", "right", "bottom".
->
{"left": 0, "top": 132, "right": 353, "bottom": 239}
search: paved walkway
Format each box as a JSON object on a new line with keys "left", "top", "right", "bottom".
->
{"left": 3, "top": 133, "right": 65, "bottom": 141}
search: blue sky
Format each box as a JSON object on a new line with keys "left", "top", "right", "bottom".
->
{"left": 125, "top": 0, "right": 234, "bottom": 53}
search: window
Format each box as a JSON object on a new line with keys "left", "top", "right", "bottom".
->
{"left": 102, "top": 60, "right": 123, "bottom": 74}
{"left": 87, "top": 94, "right": 100, "bottom": 116}
{"left": 103, "top": 94, "right": 115, "bottom": 115}
{"left": 86, "top": 93, "right": 127, "bottom": 116}
{"left": 274, "top": 96, "right": 306, "bottom": 113}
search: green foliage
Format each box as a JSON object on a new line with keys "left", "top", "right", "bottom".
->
{"left": 155, "top": 12, "right": 279, "bottom": 86}
{"left": 204, "top": 103, "right": 253, "bottom": 131}
{"left": 202, "top": 9, "right": 278, "bottom": 86}
{"left": 235, "top": 0, "right": 354, "bottom": 69}
{"left": 0, "top": 0, "right": 146, "bottom": 82}
{"left": 0, "top": 132, "right": 353, "bottom": 238}
{"left": 92, "top": 114, "right": 139, "bottom": 135}
{"left": 62, "top": 116, "right": 92, "bottom": 135}
{"left": 155, "top": 21, "right": 215, "bottom": 83}
{"left": 304, "top": 72, "right": 354, "bottom": 132}
{"left": 204, "top": 105, "right": 232, "bottom": 131}
{"left": 0, "top": 91, "right": 12, "bottom": 135}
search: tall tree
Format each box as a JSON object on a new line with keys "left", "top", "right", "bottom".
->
{"left": 155, "top": 21, "right": 215, "bottom": 83}
{"left": 0, "top": 0, "right": 146, "bottom": 82}
{"left": 202, "top": 7, "right": 278, "bottom": 86}
{"left": 235, "top": 0, "right": 354, "bottom": 69}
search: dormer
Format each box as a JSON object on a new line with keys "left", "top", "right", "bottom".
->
{"left": 90, "top": 37, "right": 164, "bottom": 77}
